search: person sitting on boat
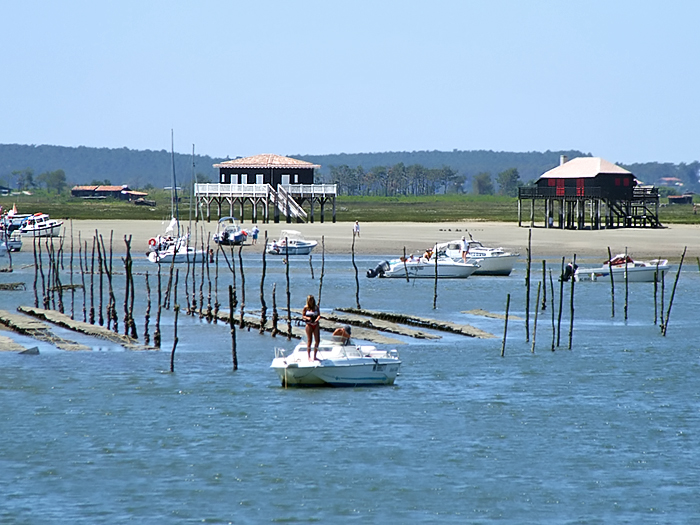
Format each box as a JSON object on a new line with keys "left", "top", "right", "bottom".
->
{"left": 332, "top": 325, "right": 352, "bottom": 345}
{"left": 302, "top": 294, "right": 321, "bottom": 360}
{"left": 423, "top": 249, "right": 433, "bottom": 261}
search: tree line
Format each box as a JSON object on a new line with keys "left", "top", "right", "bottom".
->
{"left": 327, "top": 163, "right": 522, "bottom": 197}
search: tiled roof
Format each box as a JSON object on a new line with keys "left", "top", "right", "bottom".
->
{"left": 71, "top": 185, "right": 126, "bottom": 192}
{"left": 214, "top": 154, "right": 320, "bottom": 169}
{"left": 539, "top": 157, "right": 632, "bottom": 179}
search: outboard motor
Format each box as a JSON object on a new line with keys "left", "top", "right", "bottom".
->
{"left": 367, "top": 260, "right": 390, "bottom": 278}
{"left": 560, "top": 262, "right": 578, "bottom": 282}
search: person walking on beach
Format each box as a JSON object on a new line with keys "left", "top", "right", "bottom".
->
{"left": 302, "top": 294, "right": 321, "bottom": 360}
{"left": 460, "top": 236, "right": 469, "bottom": 263}
{"left": 353, "top": 220, "right": 360, "bottom": 238}
{"left": 251, "top": 225, "right": 259, "bottom": 245}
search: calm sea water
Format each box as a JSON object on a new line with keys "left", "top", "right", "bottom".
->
{"left": 1, "top": 244, "right": 699, "bottom": 523}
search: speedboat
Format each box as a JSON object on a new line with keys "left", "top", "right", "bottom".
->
{"left": 435, "top": 238, "right": 519, "bottom": 276}
{"left": 212, "top": 216, "right": 248, "bottom": 246}
{"left": 574, "top": 254, "right": 670, "bottom": 283}
{"left": 367, "top": 254, "right": 480, "bottom": 279}
{"left": 18, "top": 213, "right": 63, "bottom": 237}
{"left": 266, "top": 230, "right": 318, "bottom": 255}
{"left": 270, "top": 338, "right": 401, "bottom": 387}
{"left": 147, "top": 242, "right": 208, "bottom": 264}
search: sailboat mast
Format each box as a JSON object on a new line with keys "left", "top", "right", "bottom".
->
{"left": 171, "top": 130, "right": 180, "bottom": 238}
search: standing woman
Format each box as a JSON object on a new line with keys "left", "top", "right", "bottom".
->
{"left": 302, "top": 294, "right": 321, "bottom": 360}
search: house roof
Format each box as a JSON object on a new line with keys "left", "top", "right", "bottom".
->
{"left": 539, "top": 157, "right": 632, "bottom": 179}
{"left": 213, "top": 154, "right": 320, "bottom": 170}
{"left": 72, "top": 185, "right": 127, "bottom": 192}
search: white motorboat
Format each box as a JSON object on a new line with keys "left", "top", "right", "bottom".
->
{"left": 147, "top": 217, "right": 189, "bottom": 253}
{"left": 367, "top": 254, "right": 480, "bottom": 279}
{"left": 271, "top": 338, "right": 401, "bottom": 387}
{"left": 266, "top": 230, "right": 318, "bottom": 255}
{"left": 212, "top": 216, "right": 248, "bottom": 246}
{"left": 18, "top": 213, "right": 63, "bottom": 237}
{"left": 435, "top": 238, "right": 519, "bottom": 276}
{"left": 574, "top": 254, "right": 670, "bottom": 283}
{"left": 147, "top": 243, "right": 208, "bottom": 264}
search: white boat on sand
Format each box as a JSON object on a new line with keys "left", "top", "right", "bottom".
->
{"left": 271, "top": 338, "right": 401, "bottom": 387}
{"left": 147, "top": 243, "right": 208, "bottom": 264}
{"left": 266, "top": 230, "right": 318, "bottom": 255}
{"left": 573, "top": 254, "right": 670, "bottom": 283}
{"left": 18, "top": 213, "right": 63, "bottom": 237}
{"left": 367, "top": 254, "right": 479, "bottom": 279}
{"left": 213, "top": 216, "right": 248, "bottom": 246}
{"left": 435, "top": 238, "right": 519, "bottom": 276}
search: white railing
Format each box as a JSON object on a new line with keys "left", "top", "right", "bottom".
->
{"left": 275, "top": 185, "right": 307, "bottom": 219}
{"left": 194, "top": 183, "right": 271, "bottom": 197}
{"left": 283, "top": 183, "right": 337, "bottom": 196}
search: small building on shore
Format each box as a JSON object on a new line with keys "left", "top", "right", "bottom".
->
{"left": 518, "top": 156, "right": 661, "bottom": 229}
{"left": 71, "top": 185, "right": 148, "bottom": 201}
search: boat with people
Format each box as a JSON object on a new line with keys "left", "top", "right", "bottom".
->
{"left": 270, "top": 336, "right": 401, "bottom": 387}
{"left": 1, "top": 231, "right": 22, "bottom": 252}
{"left": 435, "top": 237, "right": 519, "bottom": 276}
{"left": 146, "top": 243, "right": 208, "bottom": 264}
{"left": 212, "top": 216, "right": 248, "bottom": 246}
{"left": 367, "top": 251, "right": 480, "bottom": 279}
{"left": 18, "top": 213, "right": 63, "bottom": 237}
{"left": 266, "top": 230, "right": 318, "bottom": 255}
{"left": 573, "top": 254, "right": 670, "bottom": 283}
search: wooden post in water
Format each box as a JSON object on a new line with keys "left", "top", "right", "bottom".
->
{"left": 259, "top": 231, "right": 268, "bottom": 334}
{"left": 99, "top": 235, "right": 117, "bottom": 332}
{"left": 352, "top": 231, "right": 361, "bottom": 309}
{"left": 607, "top": 246, "right": 615, "bottom": 318}
{"left": 198, "top": 228, "right": 205, "bottom": 318}
{"left": 501, "top": 293, "right": 510, "bottom": 357}
{"left": 213, "top": 242, "right": 219, "bottom": 323}
{"left": 525, "top": 228, "right": 531, "bottom": 342}
{"left": 662, "top": 246, "right": 686, "bottom": 336}
{"left": 144, "top": 272, "right": 151, "bottom": 346}
{"left": 184, "top": 229, "right": 191, "bottom": 315}
{"left": 659, "top": 270, "right": 666, "bottom": 333}
{"left": 309, "top": 252, "right": 314, "bottom": 280}
{"left": 128, "top": 247, "right": 137, "bottom": 340}
{"left": 556, "top": 257, "right": 565, "bottom": 347}
{"left": 89, "top": 237, "right": 95, "bottom": 323}
{"left": 154, "top": 263, "right": 162, "bottom": 348}
{"left": 271, "top": 282, "right": 279, "bottom": 337}
{"left": 190, "top": 226, "right": 198, "bottom": 314}
{"left": 55, "top": 238, "right": 65, "bottom": 314}
{"left": 568, "top": 254, "right": 576, "bottom": 350}
{"left": 238, "top": 245, "right": 246, "bottom": 329}
{"left": 549, "top": 269, "right": 556, "bottom": 351}
{"left": 229, "top": 284, "right": 238, "bottom": 370}
{"left": 33, "top": 236, "right": 39, "bottom": 308}
{"left": 624, "top": 246, "right": 629, "bottom": 321}
{"left": 541, "top": 260, "right": 547, "bottom": 310}
{"left": 317, "top": 236, "right": 325, "bottom": 308}
{"left": 206, "top": 238, "right": 213, "bottom": 323}
{"left": 532, "top": 281, "right": 541, "bottom": 353}
{"left": 78, "top": 236, "right": 86, "bottom": 321}
{"left": 96, "top": 231, "right": 104, "bottom": 326}
{"left": 433, "top": 242, "right": 438, "bottom": 310}
{"left": 285, "top": 240, "right": 291, "bottom": 339}
{"left": 654, "top": 258, "right": 660, "bottom": 325}
{"left": 403, "top": 247, "right": 410, "bottom": 283}
{"left": 70, "top": 221, "right": 74, "bottom": 319}
{"left": 170, "top": 269, "right": 180, "bottom": 372}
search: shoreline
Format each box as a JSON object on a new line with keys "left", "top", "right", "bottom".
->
{"left": 62, "top": 219, "right": 700, "bottom": 262}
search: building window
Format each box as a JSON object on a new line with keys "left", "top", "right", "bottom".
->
{"left": 294, "top": 174, "right": 299, "bottom": 184}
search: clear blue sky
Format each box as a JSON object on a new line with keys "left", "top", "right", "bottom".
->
{"left": 1, "top": 1, "right": 698, "bottom": 164}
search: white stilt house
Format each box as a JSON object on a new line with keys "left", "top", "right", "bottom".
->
{"left": 194, "top": 153, "right": 337, "bottom": 223}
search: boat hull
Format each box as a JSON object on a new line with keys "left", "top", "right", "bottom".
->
{"left": 381, "top": 260, "right": 478, "bottom": 279}
{"left": 469, "top": 254, "right": 518, "bottom": 276}
{"left": 575, "top": 264, "right": 670, "bottom": 283}
{"left": 19, "top": 223, "right": 62, "bottom": 237}
{"left": 266, "top": 242, "right": 317, "bottom": 256}
{"left": 272, "top": 359, "right": 400, "bottom": 387}
{"left": 147, "top": 249, "right": 207, "bottom": 264}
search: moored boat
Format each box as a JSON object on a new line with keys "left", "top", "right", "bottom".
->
{"left": 18, "top": 213, "right": 63, "bottom": 237}
{"left": 573, "top": 254, "right": 670, "bottom": 283}
{"left": 212, "top": 216, "right": 248, "bottom": 246}
{"left": 367, "top": 254, "right": 479, "bottom": 279}
{"left": 266, "top": 230, "right": 317, "bottom": 255}
{"left": 270, "top": 338, "right": 401, "bottom": 387}
{"left": 435, "top": 238, "right": 519, "bottom": 276}
{"left": 147, "top": 243, "right": 208, "bottom": 264}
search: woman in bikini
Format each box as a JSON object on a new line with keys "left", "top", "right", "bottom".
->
{"left": 302, "top": 294, "right": 321, "bottom": 360}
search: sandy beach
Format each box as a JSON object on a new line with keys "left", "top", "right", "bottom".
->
{"left": 65, "top": 219, "right": 699, "bottom": 262}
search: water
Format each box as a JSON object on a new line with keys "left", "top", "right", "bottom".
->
{"left": 1, "top": 246, "right": 699, "bottom": 523}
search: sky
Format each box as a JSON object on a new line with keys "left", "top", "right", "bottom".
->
{"left": 1, "top": 0, "right": 698, "bottom": 164}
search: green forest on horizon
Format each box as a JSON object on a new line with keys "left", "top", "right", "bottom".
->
{"left": 0, "top": 143, "right": 698, "bottom": 195}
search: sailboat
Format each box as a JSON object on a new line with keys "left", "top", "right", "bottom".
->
{"left": 147, "top": 133, "right": 206, "bottom": 264}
